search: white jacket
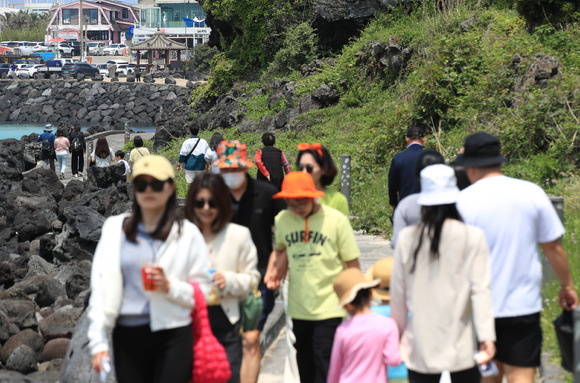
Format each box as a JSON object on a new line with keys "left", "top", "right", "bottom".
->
{"left": 87, "top": 213, "right": 211, "bottom": 355}
{"left": 208, "top": 223, "right": 260, "bottom": 324}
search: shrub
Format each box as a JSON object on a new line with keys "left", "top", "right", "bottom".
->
{"left": 265, "top": 22, "right": 319, "bottom": 77}
{"left": 514, "top": 0, "right": 580, "bottom": 29}
{"left": 185, "top": 43, "right": 219, "bottom": 74}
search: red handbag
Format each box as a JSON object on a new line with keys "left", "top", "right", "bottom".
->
{"left": 190, "top": 282, "right": 232, "bottom": 383}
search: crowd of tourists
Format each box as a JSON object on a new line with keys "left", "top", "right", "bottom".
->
{"left": 81, "top": 125, "right": 578, "bottom": 383}
{"left": 37, "top": 123, "right": 150, "bottom": 181}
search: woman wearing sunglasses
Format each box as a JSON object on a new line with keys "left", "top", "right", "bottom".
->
{"left": 296, "top": 143, "right": 349, "bottom": 216}
{"left": 88, "top": 155, "right": 211, "bottom": 383}
{"left": 185, "top": 173, "right": 260, "bottom": 383}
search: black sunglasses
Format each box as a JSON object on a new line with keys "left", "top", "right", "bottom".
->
{"left": 133, "top": 179, "right": 166, "bottom": 192}
{"left": 193, "top": 198, "right": 217, "bottom": 209}
{"left": 299, "top": 164, "right": 314, "bottom": 174}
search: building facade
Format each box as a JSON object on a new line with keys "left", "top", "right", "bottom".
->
{"left": 133, "top": 0, "right": 209, "bottom": 49}
{"left": 46, "top": 0, "right": 140, "bottom": 44}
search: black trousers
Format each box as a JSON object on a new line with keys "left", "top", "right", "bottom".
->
{"left": 70, "top": 150, "right": 84, "bottom": 175}
{"left": 408, "top": 366, "right": 481, "bottom": 383}
{"left": 292, "top": 317, "right": 342, "bottom": 383}
{"left": 208, "top": 306, "right": 242, "bottom": 383}
{"left": 112, "top": 324, "right": 193, "bottom": 383}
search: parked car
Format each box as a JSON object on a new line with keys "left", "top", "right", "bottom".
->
{"left": 15, "top": 42, "right": 37, "bottom": 56}
{"left": 48, "top": 43, "right": 73, "bottom": 56}
{"left": 16, "top": 64, "right": 43, "bottom": 78}
{"left": 87, "top": 42, "right": 106, "bottom": 56}
{"left": 32, "top": 42, "right": 50, "bottom": 52}
{"left": 92, "top": 63, "right": 109, "bottom": 77}
{"left": 68, "top": 41, "right": 81, "bottom": 56}
{"left": 61, "top": 62, "right": 99, "bottom": 78}
{"left": 9, "top": 63, "right": 29, "bottom": 74}
{"left": 0, "top": 63, "right": 10, "bottom": 74}
{"left": 116, "top": 64, "right": 132, "bottom": 76}
{"left": 102, "top": 43, "right": 128, "bottom": 56}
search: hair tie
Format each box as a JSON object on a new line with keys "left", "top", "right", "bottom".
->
{"left": 297, "top": 142, "right": 323, "bottom": 158}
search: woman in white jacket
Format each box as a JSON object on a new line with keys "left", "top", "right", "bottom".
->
{"left": 88, "top": 155, "right": 211, "bottom": 383}
{"left": 185, "top": 173, "right": 260, "bottom": 383}
{"left": 390, "top": 165, "right": 496, "bottom": 383}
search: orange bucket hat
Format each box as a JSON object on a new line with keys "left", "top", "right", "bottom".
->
{"left": 274, "top": 172, "right": 325, "bottom": 199}
{"left": 214, "top": 140, "right": 254, "bottom": 169}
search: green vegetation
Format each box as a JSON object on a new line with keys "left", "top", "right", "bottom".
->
{"left": 184, "top": 43, "right": 219, "bottom": 74}
{"left": 0, "top": 11, "right": 51, "bottom": 41}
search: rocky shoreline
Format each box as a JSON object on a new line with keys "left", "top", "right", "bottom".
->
{"left": 0, "top": 135, "right": 132, "bottom": 382}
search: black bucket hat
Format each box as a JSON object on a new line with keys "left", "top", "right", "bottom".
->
{"left": 462, "top": 132, "right": 507, "bottom": 168}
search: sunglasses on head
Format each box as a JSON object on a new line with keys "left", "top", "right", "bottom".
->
{"left": 193, "top": 198, "right": 217, "bottom": 209}
{"left": 133, "top": 179, "right": 166, "bottom": 192}
{"left": 298, "top": 164, "right": 314, "bottom": 174}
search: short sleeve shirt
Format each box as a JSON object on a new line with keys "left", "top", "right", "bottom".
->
{"left": 275, "top": 205, "right": 360, "bottom": 320}
{"left": 130, "top": 147, "right": 150, "bottom": 164}
{"left": 457, "top": 175, "right": 564, "bottom": 317}
{"left": 319, "top": 189, "right": 349, "bottom": 217}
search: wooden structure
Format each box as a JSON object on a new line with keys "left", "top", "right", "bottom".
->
{"left": 131, "top": 31, "right": 187, "bottom": 70}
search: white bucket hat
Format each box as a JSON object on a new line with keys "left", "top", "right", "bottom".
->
{"left": 417, "top": 164, "right": 460, "bottom": 206}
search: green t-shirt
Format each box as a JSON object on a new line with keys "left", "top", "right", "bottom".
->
{"left": 275, "top": 205, "right": 360, "bottom": 320}
{"left": 319, "top": 189, "right": 349, "bottom": 217}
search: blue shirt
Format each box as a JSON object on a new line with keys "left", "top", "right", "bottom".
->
{"left": 371, "top": 305, "right": 409, "bottom": 379}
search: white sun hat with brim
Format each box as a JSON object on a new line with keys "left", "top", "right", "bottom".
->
{"left": 417, "top": 164, "right": 460, "bottom": 206}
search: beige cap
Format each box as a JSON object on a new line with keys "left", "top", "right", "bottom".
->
{"left": 131, "top": 155, "right": 175, "bottom": 181}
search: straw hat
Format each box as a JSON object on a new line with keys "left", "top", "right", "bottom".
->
{"left": 273, "top": 172, "right": 325, "bottom": 200}
{"left": 364, "top": 258, "right": 394, "bottom": 301}
{"left": 333, "top": 268, "right": 380, "bottom": 308}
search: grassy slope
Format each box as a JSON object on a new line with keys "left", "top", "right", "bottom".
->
{"left": 158, "top": 5, "right": 579, "bottom": 376}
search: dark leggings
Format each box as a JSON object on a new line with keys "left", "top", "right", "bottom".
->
{"left": 408, "top": 366, "right": 481, "bottom": 383}
{"left": 207, "top": 306, "right": 242, "bottom": 383}
{"left": 112, "top": 324, "right": 193, "bottom": 383}
{"left": 70, "top": 151, "right": 84, "bottom": 175}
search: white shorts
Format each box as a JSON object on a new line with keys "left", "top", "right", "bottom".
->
{"left": 185, "top": 170, "right": 204, "bottom": 184}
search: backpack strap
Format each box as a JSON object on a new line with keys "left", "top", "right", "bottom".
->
{"left": 184, "top": 138, "right": 201, "bottom": 164}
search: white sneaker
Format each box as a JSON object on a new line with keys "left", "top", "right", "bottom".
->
{"left": 78, "top": 172, "right": 83, "bottom": 177}
{"left": 74, "top": 174, "right": 78, "bottom": 178}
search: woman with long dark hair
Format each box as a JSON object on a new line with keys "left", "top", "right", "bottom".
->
{"left": 88, "top": 155, "right": 211, "bottom": 383}
{"left": 207, "top": 132, "right": 224, "bottom": 173}
{"left": 185, "top": 173, "right": 260, "bottom": 383}
{"left": 91, "top": 137, "right": 114, "bottom": 167}
{"left": 390, "top": 164, "right": 496, "bottom": 383}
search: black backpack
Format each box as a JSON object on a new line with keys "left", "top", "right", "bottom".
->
{"left": 71, "top": 135, "right": 82, "bottom": 152}
{"left": 41, "top": 137, "right": 53, "bottom": 154}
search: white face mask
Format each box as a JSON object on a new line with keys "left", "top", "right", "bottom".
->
{"left": 222, "top": 172, "right": 246, "bottom": 189}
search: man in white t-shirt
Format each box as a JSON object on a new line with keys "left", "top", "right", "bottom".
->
{"left": 456, "top": 132, "right": 578, "bottom": 383}
{"left": 176, "top": 126, "right": 212, "bottom": 183}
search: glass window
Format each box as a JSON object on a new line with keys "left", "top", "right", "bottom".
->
{"left": 62, "top": 9, "right": 78, "bottom": 25}
{"left": 122, "top": 9, "right": 128, "bottom": 19}
{"left": 87, "top": 31, "right": 108, "bottom": 41}
{"left": 83, "top": 9, "right": 98, "bottom": 25}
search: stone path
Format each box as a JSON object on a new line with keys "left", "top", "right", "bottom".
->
{"left": 34, "top": 132, "right": 155, "bottom": 186}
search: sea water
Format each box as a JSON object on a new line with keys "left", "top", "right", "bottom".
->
{"left": 0, "top": 123, "right": 156, "bottom": 140}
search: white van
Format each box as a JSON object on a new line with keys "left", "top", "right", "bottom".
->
{"left": 88, "top": 42, "right": 106, "bottom": 56}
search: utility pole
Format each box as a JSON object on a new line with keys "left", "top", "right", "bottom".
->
{"left": 79, "top": 0, "right": 84, "bottom": 60}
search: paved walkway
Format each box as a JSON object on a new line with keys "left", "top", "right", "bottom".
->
{"left": 35, "top": 132, "right": 155, "bottom": 186}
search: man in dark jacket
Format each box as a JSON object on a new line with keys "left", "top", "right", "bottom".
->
{"left": 69, "top": 123, "right": 86, "bottom": 177}
{"left": 254, "top": 132, "right": 292, "bottom": 190}
{"left": 388, "top": 126, "right": 426, "bottom": 209}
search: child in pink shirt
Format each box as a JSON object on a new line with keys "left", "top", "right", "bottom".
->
{"left": 328, "top": 268, "right": 402, "bottom": 383}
